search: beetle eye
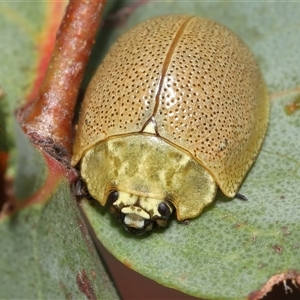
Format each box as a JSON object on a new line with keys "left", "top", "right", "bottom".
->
{"left": 107, "top": 190, "right": 119, "bottom": 205}
{"left": 158, "top": 202, "right": 171, "bottom": 219}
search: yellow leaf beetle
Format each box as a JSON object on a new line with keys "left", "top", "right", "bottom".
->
{"left": 72, "top": 15, "right": 269, "bottom": 234}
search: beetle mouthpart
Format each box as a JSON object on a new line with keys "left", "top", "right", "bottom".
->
{"left": 119, "top": 206, "right": 152, "bottom": 235}
{"left": 115, "top": 209, "right": 152, "bottom": 235}
{"left": 122, "top": 212, "right": 153, "bottom": 234}
{"left": 124, "top": 213, "right": 147, "bottom": 228}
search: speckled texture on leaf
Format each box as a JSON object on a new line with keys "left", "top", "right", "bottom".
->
{"left": 0, "top": 1, "right": 44, "bottom": 112}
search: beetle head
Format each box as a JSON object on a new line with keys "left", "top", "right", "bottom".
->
{"left": 106, "top": 190, "right": 173, "bottom": 235}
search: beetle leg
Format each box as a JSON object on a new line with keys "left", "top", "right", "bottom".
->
{"left": 235, "top": 193, "right": 248, "bottom": 201}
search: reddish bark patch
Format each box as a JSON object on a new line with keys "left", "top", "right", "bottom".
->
{"left": 122, "top": 259, "right": 133, "bottom": 269}
{"left": 273, "top": 244, "right": 283, "bottom": 254}
{"left": 285, "top": 95, "right": 300, "bottom": 115}
{"left": 76, "top": 270, "right": 96, "bottom": 300}
{"left": 248, "top": 270, "right": 300, "bottom": 300}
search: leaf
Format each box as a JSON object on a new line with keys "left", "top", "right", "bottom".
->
{"left": 81, "top": 1, "right": 300, "bottom": 299}
{"left": 7, "top": 117, "right": 47, "bottom": 201}
{"left": 0, "top": 181, "right": 118, "bottom": 299}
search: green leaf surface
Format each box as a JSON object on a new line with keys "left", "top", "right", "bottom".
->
{"left": 81, "top": 1, "right": 300, "bottom": 299}
{"left": 7, "top": 117, "right": 47, "bottom": 201}
{"left": 0, "top": 181, "right": 118, "bottom": 299}
{"left": 0, "top": 1, "right": 45, "bottom": 112}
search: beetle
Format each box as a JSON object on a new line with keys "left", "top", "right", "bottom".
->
{"left": 72, "top": 15, "right": 269, "bottom": 234}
